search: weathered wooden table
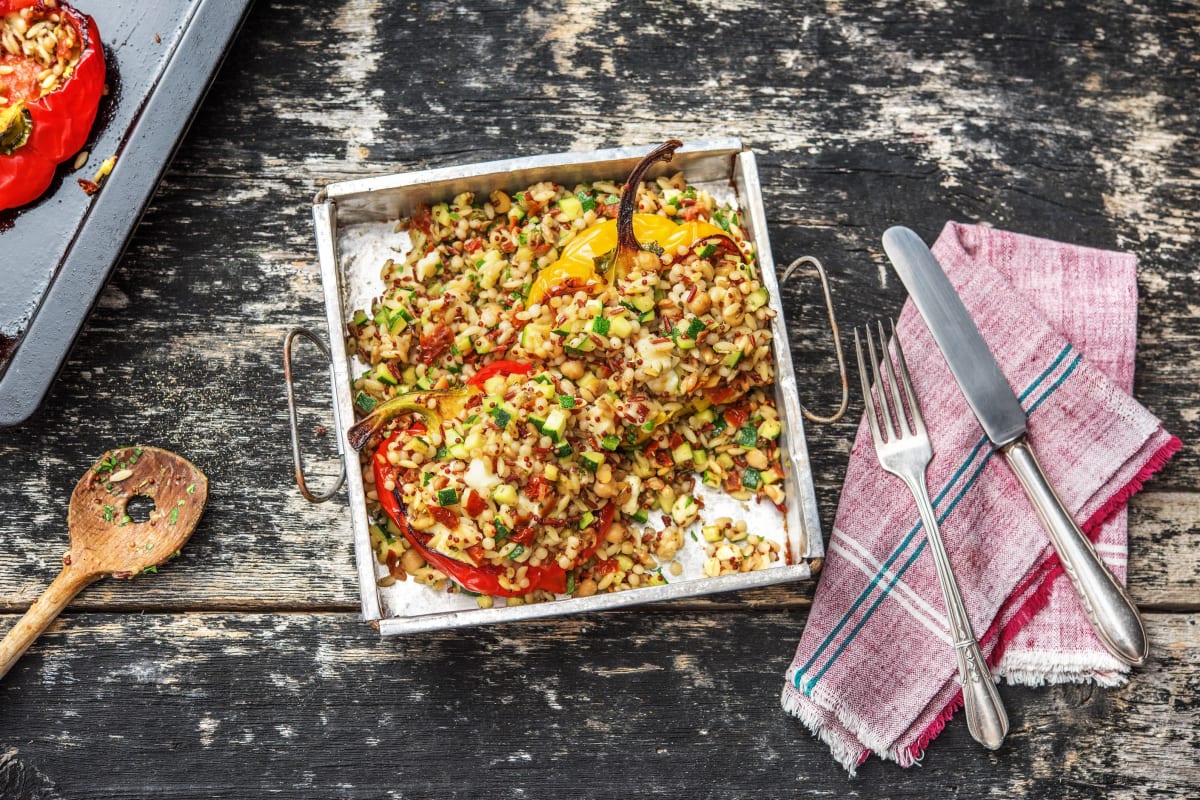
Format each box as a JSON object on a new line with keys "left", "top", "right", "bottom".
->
{"left": 1, "top": 1, "right": 1196, "bottom": 796}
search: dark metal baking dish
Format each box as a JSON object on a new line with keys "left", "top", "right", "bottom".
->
{"left": 0, "top": 0, "right": 254, "bottom": 427}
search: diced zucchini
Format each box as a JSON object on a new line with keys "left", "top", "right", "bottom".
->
{"left": 453, "top": 334, "right": 472, "bottom": 355}
{"left": 520, "top": 323, "right": 549, "bottom": 350}
{"left": 631, "top": 509, "right": 649, "bottom": 524}
{"left": 631, "top": 293, "right": 656, "bottom": 312}
{"left": 672, "top": 440, "right": 693, "bottom": 464}
{"left": 741, "top": 468, "right": 761, "bottom": 489}
{"left": 722, "top": 350, "right": 743, "bottom": 369}
{"left": 564, "top": 333, "right": 596, "bottom": 354}
{"left": 373, "top": 363, "right": 398, "bottom": 386}
{"left": 737, "top": 425, "right": 758, "bottom": 448}
{"left": 746, "top": 287, "right": 769, "bottom": 312}
{"left": 588, "top": 316, "right": 611, "bottom": 336}
{"left": 670, "top": 495, "right": 697, "bottom": 526}
{"left": 529, "top": 415, "right": 547, "bottom": 434}
{"left": 415, "top": 374, "right": 433, "bottom": 390}
{"left": 543, "top": 408, "right": 568, "bottom": 441}
{"left": 373, "top": 307, "right": 392, "bottom": 329}
{"left": 580, "top": 451, "right": 605, "bottom": 472}
{"left": 758, "top": 419, "right": 782, "bottom": 440}
{"left": 693, "top": 407, "right": 715, "bottom": 425}
{"left": 492, "top": 484, "right": 518, "bottom": 506}
{"left": 579, "top": 510, "right": 596, "bottom": 529}
{"left": 558, "top": 196, "right": 583, "bottom": 221}
{"left": 493, "top": 518, "right": 511, "bottom": 541}
{"left": 692, "top": 448, "right": 709, "bottom": 470}
{"left": 703, "top": 470, "right": 721, "bottom": 488}
{"left": 601, "top": 434, "right": 620, "bottom": 451}
{"left": 675, "top": 330, "right": 696, "bottom": 350}
{"left": 489, "top": 405, "right": 513, "bottom": 429}
{"left": 555, "top": 442, "right": 574, "bottom": 458}
{"left": 760, "top": 467, "right": 781, "bottom": 485}
{"left": 638, "top": 310, "right": 656, "bottom": 324}
{"left": 354, "top": 391, "right": 378, "bottom": 414}
{"left": 697, "top": 243, "right": 718, "bottom": 259}
{"left": 389, "top": 315, "right": 408, "bottom": 335}
{"left": 702, "top": 524, "right": 723, "bottom": 543}
{"left": 351, "top": 309, "right": 369, "bottom": 327}
{"left": 608, "top": 315, "right": 634, "bottom": 338}
{"left": 437, "top": 487, "right": 459, "bottom": 506}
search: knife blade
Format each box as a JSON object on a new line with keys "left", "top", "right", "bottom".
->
{"left": 882, "top": 225, "right": 1149, "bottom": 666}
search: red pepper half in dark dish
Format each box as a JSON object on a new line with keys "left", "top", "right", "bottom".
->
{"left": 0, "top": 0, "right": 105, "bottom": 211}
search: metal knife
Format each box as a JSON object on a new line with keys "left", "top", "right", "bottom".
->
{"left": 881, "top": 225, "right": 1149, "bottom": 666}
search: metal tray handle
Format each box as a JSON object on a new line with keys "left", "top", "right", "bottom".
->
{"left": 283, "top": 327, "right": 346, "bottom": 503}
{"left": 782, "top": 256, "right": 848, "bottom": 425}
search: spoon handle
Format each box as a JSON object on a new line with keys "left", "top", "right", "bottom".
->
{"left": 0, "top": 565, "right": 99, "bottom": 680}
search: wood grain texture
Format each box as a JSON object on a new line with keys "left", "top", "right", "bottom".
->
{"left": 0, "top": 611, "right": 1196, "bottom": 799}
{"left": 0, "top": 0, "right": 1195, "bottom": 794}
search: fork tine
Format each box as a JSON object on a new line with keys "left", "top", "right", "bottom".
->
{"left": 863, "top": 322, "right": 895, "bottom": 442}
{"left": 877, "top": 319, "right": 911, "bottom": 437}
{"left": 854, "top": 328, "right": 884, "bottom": 447}
{"left": 891, "top": 319, "right": 925, "bottom": 435}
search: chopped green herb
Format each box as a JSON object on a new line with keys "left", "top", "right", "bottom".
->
{"left": 566, "top": 571, "right": 577, "bottom": 594}
{"left": 489, "top": 405, "right": 512, "bottom": 428}
{"left": 186, "top": 483, "right": 196, "bottom": 495}
{"left": 698, "top": 243, "right": 718, "bottom": 259}
{"left": 102, "top": 505, "right": 114, "bottom": 522}
{"left": 493, "top": 519, "right": 511, "bottom": 541}
{"left": 169, "top": 507, "right": 180, "bottom": 525}
{"left": 435, "top": 445, "right": 450, "bottom": 461}
{"left": 142, "top": 565, "right": 158, "bottom": 575}
{"left": 509, "top": 544, "right": 525, "bottom": 559}
{"left": 437, "top": 488, "right": 459, "bottom": 506}
{"left": 555, "top": 443, "right": 574, "bottom": 458}
{"left": 558, "top": 394, "right": 576, "bottom": 409}
{"left": 601, "top": 434, "right": 620, "bottom": 451}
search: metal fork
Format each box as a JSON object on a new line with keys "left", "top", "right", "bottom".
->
{"left": 855, "top": 320, "right": 1009, "bottom": 751}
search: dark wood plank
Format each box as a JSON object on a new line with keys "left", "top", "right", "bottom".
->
{"left": 0, "top": 611, "right": 1194, "bottom": 798}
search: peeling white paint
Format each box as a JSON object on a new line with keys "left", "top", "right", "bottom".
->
{"left": 198, "top": 714, "right": 219, "bottom": 748}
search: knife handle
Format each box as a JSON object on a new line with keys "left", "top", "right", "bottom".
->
{"left": 1003, "top": 438, "right": 1149, "bottom": 666}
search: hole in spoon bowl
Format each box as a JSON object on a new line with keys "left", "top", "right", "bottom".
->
{"left": 125, "top": 494, "right": 155, "bottom": 523}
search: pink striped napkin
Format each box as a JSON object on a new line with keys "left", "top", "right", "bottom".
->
{"left": 781, "top": 222, "right": 1181, "bottom": 772}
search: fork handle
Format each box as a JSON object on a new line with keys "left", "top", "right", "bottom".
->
{"left": 906, "top": 477, "right": 1009, "bottom": 750}
{"left": 1003, "top": 437, "right": 1149, "bottom": 666}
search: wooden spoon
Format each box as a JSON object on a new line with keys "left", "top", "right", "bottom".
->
{"left": 0, "top": 447, "right": 208, "bottom": 680}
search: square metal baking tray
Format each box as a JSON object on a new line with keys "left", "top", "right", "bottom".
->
{"left": 310, "top": 139, "right": 823, "bottom": 634}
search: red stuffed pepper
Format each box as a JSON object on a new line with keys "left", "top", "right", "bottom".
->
{"left": 373, "top": 432, "right": 613, "bottom": 597}
{"left": 0, "top": 0, "right": 105, "bottom": 211}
